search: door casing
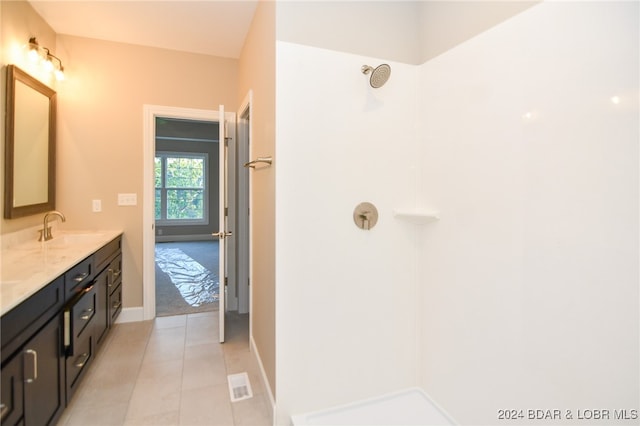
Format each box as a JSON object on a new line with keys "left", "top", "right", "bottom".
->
{"left": 142, "top": 105, "right": 236, "bottom": 320}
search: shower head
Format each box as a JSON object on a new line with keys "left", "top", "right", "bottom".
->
{"left": 361, "top": 64, "right": 391, "bottom": 88}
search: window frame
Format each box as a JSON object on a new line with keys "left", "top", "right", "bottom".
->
{"left": 155, "top": 151, "right": 209, "bottom": 226}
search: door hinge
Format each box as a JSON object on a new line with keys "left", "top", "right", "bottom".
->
{"left": 225, "top": 277, "right": 228, "bottom": 287}
{"left": 225, "top": 207, "right": 228, "bottom": 217}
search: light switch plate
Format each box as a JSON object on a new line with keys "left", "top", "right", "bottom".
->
{"left": 118, "top": 193, "right": 137, "bottom": 206}
{"left": 92, "top": 199, "right": 102, "bottom": 212}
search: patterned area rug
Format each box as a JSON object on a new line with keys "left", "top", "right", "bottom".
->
{"left": 155, "top": 241, "right": 219, "bottom": 316}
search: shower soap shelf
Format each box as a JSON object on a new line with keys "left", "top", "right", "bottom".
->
{"left": 393, "top": 210, "right": 439, "bottom": 224}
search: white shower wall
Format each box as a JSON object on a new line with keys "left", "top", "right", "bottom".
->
{"left": 417, "top": 2, "right": 639, "bottom": 424}
{"left": 274, "top": 2, "right": 638, "bottom": 425}
{"left": 275, "top": 41, "right": 421, "bottom": 422}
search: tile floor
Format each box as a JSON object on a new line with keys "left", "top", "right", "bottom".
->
{"left": 57, "top": 312, "right": 272, "bottom": 426}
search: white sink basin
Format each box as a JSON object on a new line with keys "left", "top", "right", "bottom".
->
{"left": 44, "top": 233, "right": 105, "bottom": 248}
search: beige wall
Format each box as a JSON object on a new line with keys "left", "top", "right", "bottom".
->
{"left": 1, "top": 0, "right": 57, "bottom": 235}
{"left": 2, "top": 21, "right": 238, "bottom": 309}
{"left": 238, "top": 0, "right": 277, "bottom": 399}
{"left": 53, "top": 35, "right": 238, "bottom": 308}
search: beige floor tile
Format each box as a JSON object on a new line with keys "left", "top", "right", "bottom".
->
{"left": 110, "top": 321, "right": 154, "bottom": 344}
{"left": 123, "top": 410, "right": 180, "bottom": 426}
{"left": 182, "top": 352, "right": 228, "bottom": 391}
{"left": 231, "top": 394, "right": 272, "bottom": 426}
{"left": 185, "top": 323, "right": 219, "bottom": 347}
{"left": 144, "top": 327, "right": 186, "bottom": 363}
{"left": 179, "top": 383, "right": 234, "bottom": 426}
{"left": 137, "top": 358, "right": 183, "bottom": 383}
{"left": 58, "top": 310, "right": 265, "bottom": 426}
{"left": 125, "top": 379, "right": 181, "bottom": 421}
{"left": 188, "top": 311, "right": 217, "bottom": 319}
{"left": 70, "top": 377, "right": 137, "bottom": 408}
{"left": 65, "top": 402, "right": 129, "bottom": 426}
{"left": 154, "top": 314, "right": 187, "bottom": 329}
{"left": 184, "top": 341, "right": 224, "bottom": 359}
{"left": 224, "top": 349, "right": 260, "bottom": 376}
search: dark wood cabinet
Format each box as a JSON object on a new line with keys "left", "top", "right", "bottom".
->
{"left": 23, "top": 317, "right": 65, "bottom": 426}
{"left": 0, "top": 314, "right": 64, "bottom": 426}
{"left": 0, "top": 349, "right": 23, "bottom": 425}
{"left": 1, "top": 234, "right": 122, "bottom": 426}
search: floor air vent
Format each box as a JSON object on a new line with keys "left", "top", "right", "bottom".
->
{"left": 227, "top": 372, "right": 253, "bottom": 402}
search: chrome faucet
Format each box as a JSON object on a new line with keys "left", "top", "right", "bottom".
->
{"left": 40, "top": 211, "right": 66, "bottom": 242}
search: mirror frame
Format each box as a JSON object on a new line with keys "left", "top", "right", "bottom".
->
{"left": 4, "top": 64, "right": 56, "bottom": 219}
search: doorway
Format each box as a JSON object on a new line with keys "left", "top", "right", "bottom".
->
{"left": 153, "top": 116, "right": 220, "bottom": 316}
{"left": 142, "top": 104, "right": 250, "bottom": 340}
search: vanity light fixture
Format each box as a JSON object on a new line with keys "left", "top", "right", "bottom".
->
{"left": 28, "top": 37, "right": 65, "bottom": 81}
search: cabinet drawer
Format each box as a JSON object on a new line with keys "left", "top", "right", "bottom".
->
{"left": 95, "top": 237, "right": 122, "bottom": 274}
{"left": 70, "top": 285, "right": 97, "bottom": 342}
{"left": 107, "top": 254, "right": 123, "bottom": 295}
{"left": 109, "top": 283, "right": 123, "bottom": 325}
{"left": 64, "top": 257, "right": 94, "bottom": 298}
{"left": 1, "top": 276, "right": 64, "bottom": 363}
{"left": 65, "top": 334, "right": 92, "bottom": 403}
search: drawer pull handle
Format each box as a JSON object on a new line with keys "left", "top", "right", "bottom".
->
{"left": 83, "top": 283, "right": 95, "bottom": 293}
{"left": 112, "top": 301, "right": 122, "bottom": 310}
{"left": 80, "top": 308, "right": 94, "bottom": 320}
{"left": 108, "top": 269, "right": 122, "bottom": 287}
{"left": 73, "top": 272, "right": 89, "bottom": 283}
{"left": 24, "top": 349, "right": 38, "bottom": 383}
{"left": 1, "top": 403, "right": 9, "bottom": 420}
{"left": 64, "top": 311, "right": 71, "bottom": 347}
{"left": 74, "top": 353, "right": 90, "bottom": 369}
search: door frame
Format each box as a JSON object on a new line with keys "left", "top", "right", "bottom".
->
{"left": 237, "top": 91, "right": 252, "bottom": 316}
{"left": 142, "top": 104, "right": 235, "bottom": 320}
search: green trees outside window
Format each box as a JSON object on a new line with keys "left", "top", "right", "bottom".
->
{"left": 155, "top": 153, "right": 208, "bottom": 223}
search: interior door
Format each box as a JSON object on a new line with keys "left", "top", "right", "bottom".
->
{"left": 212, "top": 105, "right": 232, "bottom": 343}
{"left": 215, "top": 105, "right": 228, "bottom": 343}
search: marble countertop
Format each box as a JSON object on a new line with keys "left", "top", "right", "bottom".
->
{"left": 1, "top": 229, "right": 123, "bottom": 316}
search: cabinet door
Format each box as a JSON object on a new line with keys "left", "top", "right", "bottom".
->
{"left": 1, "top": 353, "right": 24, "bottom": 426}
{"left": 23, "top": 315, "right": 64, "bottom": 426}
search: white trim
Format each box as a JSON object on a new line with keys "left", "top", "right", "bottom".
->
{"left": 251, "top": 335, "right": 276, "bottom": 426}
{"left": 143, "top": 105, "right": 222, "bottom": 321}
{"left": 115, "top": 307, "right": 145, "bottom": 324}
{"left": 238, "top": 91, "right": 253, "bottom": 316}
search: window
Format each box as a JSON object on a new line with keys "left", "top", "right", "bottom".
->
{"left": 155, "top": 152, "right": 208, "bottom": 225}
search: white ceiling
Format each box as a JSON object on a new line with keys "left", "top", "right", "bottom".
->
{"left": 28, "top": 1, "right": 259, "bottom": 59}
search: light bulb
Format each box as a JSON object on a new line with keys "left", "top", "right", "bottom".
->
{"left": 54, "top": 68, "right": 65, "bottom": 81}
{"left": 27, "top": 48, "right": 40, "bottom": 63}
{"left": 43, "top": 58, "right": 54, "bottom": 72}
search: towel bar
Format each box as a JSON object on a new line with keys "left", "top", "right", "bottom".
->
{"left": 244, "top": 156, "right": 272, "bottom": 168}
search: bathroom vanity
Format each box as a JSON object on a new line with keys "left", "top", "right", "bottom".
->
{"left": 0, "top": 230, "right": 123, "bottom": 426}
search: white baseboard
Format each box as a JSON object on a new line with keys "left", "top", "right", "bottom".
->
{"left": 115, "top": 307, "right": 145, "bottom": 323}
{"left": 251, "top": 335, "right": 276, "bottom": 426}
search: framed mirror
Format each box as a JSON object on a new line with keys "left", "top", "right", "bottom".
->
{"left": 4, "top": 65, "right": 56, "bottom": 219}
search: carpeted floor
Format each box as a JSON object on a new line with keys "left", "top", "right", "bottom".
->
{"left": 155, "top": 240, "right": 219, "bottom": 317}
